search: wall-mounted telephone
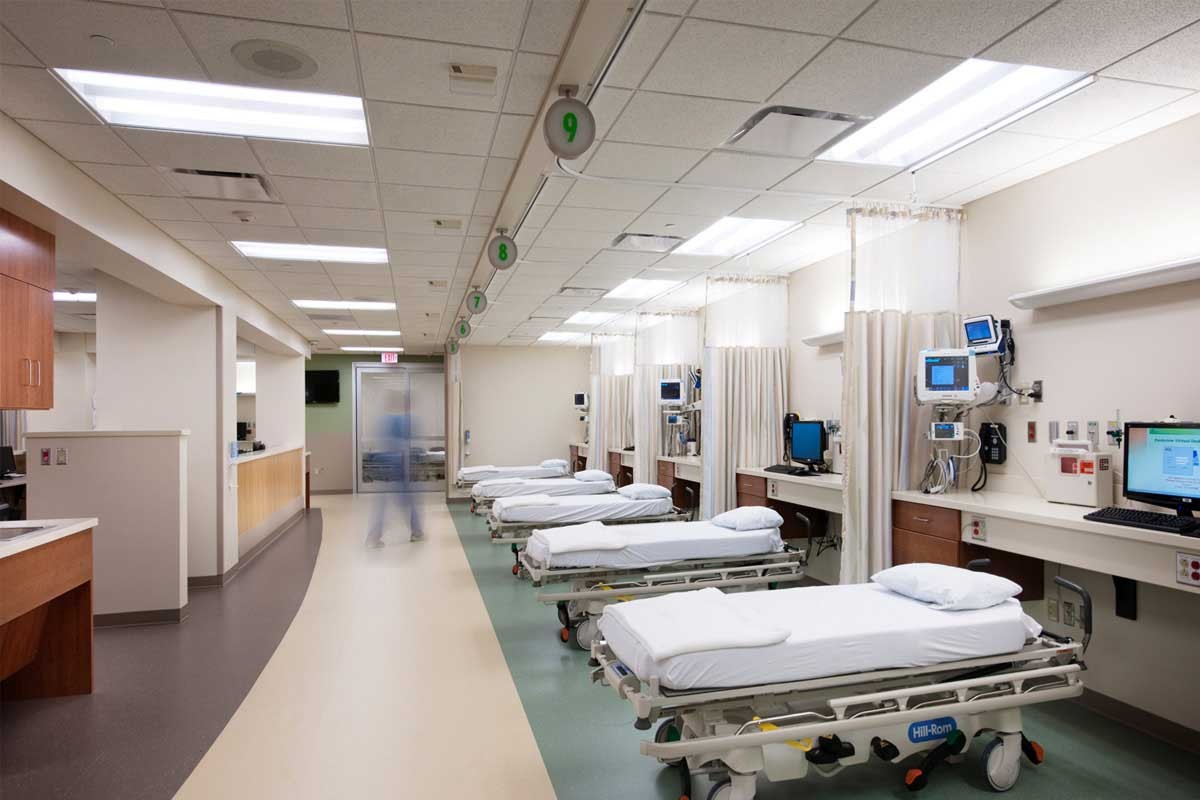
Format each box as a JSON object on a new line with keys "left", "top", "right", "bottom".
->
{"left": 979, "top": 422, "right": 1007, "bottom": 464}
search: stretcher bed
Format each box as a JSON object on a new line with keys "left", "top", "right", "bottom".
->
{"left": 590, "top": 574, "right": 1092, "bottom": 800}
{"left": 469, "top": 475, "right": 615, "bottom": 514}
{"left": 519, "top": 520, "right": 808, "bottom": 649}
{"left": 455, "top": 461, "right": 568, "bottom": 487}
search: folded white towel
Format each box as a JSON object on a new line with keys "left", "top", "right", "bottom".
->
{"left": 534, "top": 521, "right": 625, "bottom": 555}
{"left": 495, "top": 493, "right": 558, "bottom": 510}
{"left": 610, "top": 587, "right": 790, "bottom": 661}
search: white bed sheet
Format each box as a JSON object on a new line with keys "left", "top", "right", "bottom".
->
{"left": 525, "top": 520, "right": 781, "bottom": 569}
{"left": 473, "top": 477, "right": 614, "bottom": 500}
{"left": 494, "top": 492, "right": 671, "bottom": 524}
{"left": 457, "top": 464, "right": 567, "bottom": 482}
{"left": 599, "top": 583, "right": 1042, "bottom": 690}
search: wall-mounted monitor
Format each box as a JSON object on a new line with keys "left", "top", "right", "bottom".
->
{"left": 659, "top": 378, "right": 683, "bottom": 405}
{"left": 573, "top": 391, "right": 588, "bottom": 410}
{"left": 305, "top": 370, "right": 340, "bottom": 404}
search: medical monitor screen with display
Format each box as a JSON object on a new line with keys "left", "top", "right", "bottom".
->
{"left": 965, "top": 318, "right": 995, "bottom": 345}
{"left": 925, "top": 356, "right": 970, "bottom": 392}
{"left": 1124, "top": 423, "right": 1200, "bottom": 510}
{"left": 790, "top": 421, "right": 826, "bottom": 465}
{"left": 660, "top": 379, "right": 682, "bottom": 404}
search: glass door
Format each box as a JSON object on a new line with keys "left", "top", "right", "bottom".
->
{"left": 354, "top": 364, "right": 445, "bottom": 493}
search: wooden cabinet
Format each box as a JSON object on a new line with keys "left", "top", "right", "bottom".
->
{"left": 607, "top": 451, "right": 622, "bottom": 485}
{"left": 736, "top": 473, "right": 768, "bottom": 508}
{"left": 0, "top": 209, "right": 55, "bottom": 292}
{"left": 569, "top": 445, "right": 587, "bottom": 473}
{"left": 656, "top": 460, "right": 674, "bottom": 491}
{"left": 0, "top": 211, "right": 55, "bottom": 411}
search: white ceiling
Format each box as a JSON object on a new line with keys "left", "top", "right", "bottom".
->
{"left": 3, "top": 0, "right": 1200, "bottom": 352}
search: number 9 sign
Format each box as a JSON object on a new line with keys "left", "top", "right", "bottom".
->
{"left": 543, "top": 97, "right": 595, "bottom": 159}
{"left": 487, "top": 234, "right": 517, "bottom": 270}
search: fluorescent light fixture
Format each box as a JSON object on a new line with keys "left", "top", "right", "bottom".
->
{"left": 232, "top": 241, "right": 387, "bottom": 263}
{"left": 538, "top": 331, "right": 585, "bottom": 342}
{"left": 564, "top": 311, "right": 619, "bottom": 326}
{"left": 675, "top": 217, "right": 798, "bottom": 258}
{"left": 818, "top": 59, "right": 1091, "bottom": 170}
{"left": 1008, "top": 254, "right": 1200, "bottom": 310}
{"left": 53, "top": 291, "right": 97, "bottom": 302}
{"left": 340, "top": 346, "right": 405, "bottom": 352}
{"left": 294, "top": 299, "right": 396, "bottom": 310}
{"left": 322, "top": 329, "right": 402, "bottom": 336}
{"left": 54, "top": 68, "right": 368, "bottom": 145}
{"left": 603, "top": 278, "right": 683, "bottom": 300}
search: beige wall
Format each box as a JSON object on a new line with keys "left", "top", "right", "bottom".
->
{"left": 786, "top": 252, "right": 849, "bottom": 422}
{"left": 460, "top": 346, "right": 589, "bottom": 468}
{"left": 26, "top": 332, "right": 96, "bottom": 433}
{"left": 254, "top": 349, "right": 306, "bottom": 452}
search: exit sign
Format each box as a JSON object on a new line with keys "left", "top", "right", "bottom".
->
{"left": 381, "top": 352, "right": 399, "bottom": 363}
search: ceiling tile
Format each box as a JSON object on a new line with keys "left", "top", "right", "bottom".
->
{"left": 381, "top": 211, "right": 463, "bottom": 235}
{"left": 471, "top": 190, "right": 503, "bottom": 217}
{"left": 560, "top": 181, "right": 665, "bottom": 212}
{"left": 386, "top": 233, "right": 465, "bottom": 252}
{"left": 607, "top": 91, "right": 759, "bottom": 149}
{"left": 642, "top": 19, "right": 827, "bottom": 102}
{"left": 984, "top": 0, "right": 1200, "bottom": 72}
{"left": 648, "top": 187, "right": 756, "bottom": 216}
{"left": 585, "top": 142, "right": 706, "bottom": 181}
{"left": 380, "top": 185, "right": 477, "bottom": 213}
{"left": 1, "top": 24, "right": 42, "bottom": 65}
{"left": 289, "top": 206, "right": 383, "bottom": 231}
{"left": 774, "top": 161, "right": 900, "bottom": 195}
{"left": 689, "top": 0, "right": 874, "bottom": 35}
{"left": 923, "top": 131, "right": 1072, "bottom": 176}
{"left": 866, "top": 170, "right": 983, "bottom": 204}
{"left": 768, "top": 224, "right": 850, "bottom": 272}
{"left": 271, "top": 177, "right": 379, "bottom": 209}
{"left": 21, "top": 120, "right": 143, "bottom": 164}
{"left": 191, "top": 198, "right": 296, "bottom": 226}
{"left": 174, "top": 13, "right": 358, "bottom": 93}
{"left": 367, "top": 101, "right": 497, "bottom": 155}
{"left": 249, "top": 140, "right": 375, "bottom": 180}
{"left": 0, "top": 64, "right": 96, "bottom": 123}
{"left": 520, "top": 0, "right": 580, "bottom": 54}
{"left": 939, "top": 140, "right": 1113, "bottom": 204}
{"left": 731, "top": 194, "right": 838, "bottom": 221}
{"left": 180, "top": 239, "right": 241, "bottom": 257}
{"left": 214, "top": 223, "right": 305, "bottom": 242}
{"left": 481, "top": 157, "right": 516, "bottom": 190}
{"left": 844, "top": 0, "right": 1052, "bottom": 58}
{"left": 115, "top": 128, "right": 264, "bottom": 172}
{"left": 1, "top": 0, "right": 205, "bottom": 78}
{"left": 78, "top": 162, "right": 178, "bottom": 195}
{"left": 388, "top": 250, "right": 459, "bottom": 266}
{"left": 643, "top": 0, "right": 691, "bottom": 13}
{"left": 350, "top": 0, "right": 526, "bottom": 49}
{"left": 357, "top": 33, "right": 512, "bottom": 110}
{"left": 682, "top": 152, "right": 808, "bottom": 190}
{"left": 155, "top": 220, "right": 223, "bottom": 240}
{"left": 373, "top": 149, "right": 485, "bottom": 188}
{"left": 629, "top": 211, "right": 718, "bottom": 237}
{"left": 303, "top": 229, "right": 387, "bottom": 247}
{"left": 533, "top": 229, "right": 614, "bottom": 249}
{"left": 1006, "top": 77, "right": 1190, "bottom": 140}
{"left": 503, "top": 51, "right": 557, "bottom": 114}
{"left": 603, "top": 12, "right": 680, "bottom": 89}
{"left": 164, "top": 0, "right": 350, "bottom": 28}
{"left": 525, "top": 245, "right": 599, "bottom": 262}
{"left": 120, "top": 195, "right": 205, "bottom": 221}
{"left": 1091, "top": 91, "right": 1200, "bottom": 144}
{"left": 491, "top": 113, "right": 534, "bottom": 157}
{"left": 535, "top": 175, "right": 574, "bottom": 205}
{"left": 1102, "top": 20, "right": 1200, "bottom": 89}
{"left": 771, "top": 40, "right": 961, "bottom": 118}
{"left": 544, "top": 206, "right": 640, "bottom": 232}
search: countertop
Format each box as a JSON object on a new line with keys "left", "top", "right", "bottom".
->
{"left": 233, "top": 445, "right": 305, "bottom": 465}
{"left": 25, "top": 430, "right": 189, "bottom": 439}
{"left": 737, "top": 467, "right": 845, "bottom": 489}
{"left": 659, "top": 455, "right": 702, "bottom": 467}
{"left": 0, "top": 518, "right": 98, "bottom": 559}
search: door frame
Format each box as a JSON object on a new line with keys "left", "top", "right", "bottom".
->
{"left": 351, "top": 362, "right": 446, "bottom": 494}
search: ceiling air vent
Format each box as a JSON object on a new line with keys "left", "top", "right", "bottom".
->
{"left": 725, "top": 106, "right": 870, "bottom": 159}
{"left": 433, "top": 218, "right": 463, "bottom": 231}
{"left": 612, "top": 232, "right": 684, "bottom": 253}
{"left": 558, "top": 286, "right": 606, "bottom": 297}
{"left": 163, "top": 168, "right": 277, "bottom": 202}
{"left": 428, "top": 280, "right": 449, "bottom": 289}
{"left": 449, "top": 63, "right": 498, "bottom": 97}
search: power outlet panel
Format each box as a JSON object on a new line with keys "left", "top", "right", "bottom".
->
{"left": 1177, "top": 552, "right": 1200, "bottom": 586}
{"left": 969, "top": 516, "right": 987, "bottom": 542}
{"left": 1047, "top": 596, "right": 1059, "bottom": 622}
{"left": 1063, "top": 600, "right": 1077, "bottom": 628}
{"left": 1027, "top": 421, "right": 1037, "bottom": 443}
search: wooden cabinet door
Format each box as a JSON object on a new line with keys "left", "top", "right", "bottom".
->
{"left": 0, "top": 275, "right": 35, "bottom": 408}
{"left": 25, "top": 286, "right": 54, "bottom": 409}
{"left": 0, "top": 210, "right": 55, "bottom": 292}
{"left": 893, "top": 527, "right": 961, "bottom": 566}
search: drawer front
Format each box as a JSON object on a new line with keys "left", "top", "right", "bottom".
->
{"left": 736, "top": 474, "right": 766, "bottom": 497}
{"left": 674, "top": 462, "right": 702, "bottom": 483}
{"left": 893, "top": 527, "right": 961, "bottom": 567}
{"left": 737, "top": 492, "right": 768, "bottom": 508}
{"left": 892, "top": 500, "right": 961, "bottom": 541}
{"left": 656, "top": 460, "right": 675, "bottom": 489}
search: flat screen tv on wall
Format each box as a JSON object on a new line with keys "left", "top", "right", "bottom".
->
{"left": 305, "top": 370, "right": 340, "bottom": 404}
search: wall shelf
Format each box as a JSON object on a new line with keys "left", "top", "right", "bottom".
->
{"left": 801, "top": 329, "right": 844, "bottom": 347}
{"left": 1008, "top": 255, "right": 1200, "bottom": 310}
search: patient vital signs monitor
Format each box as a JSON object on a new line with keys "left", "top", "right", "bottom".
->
{"left": 659, "top": 378, "right": 683, "bottom": 405}
{"left": 1124, "top": 422, "right": 1200, "bottom": 515}
{"left": 916, "top": 349, "right": 978, "bottom": 404}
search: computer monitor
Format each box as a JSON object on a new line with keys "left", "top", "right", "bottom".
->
{"left": 573, "top": 391, "right": 588, "bottom": 410}
{"left": 237, "top": 422, "right": 249, "bottom": 441}
{"left": 1124, "top": 421, "right": 1200, "bottom": 516}
{"left": 0, "top": 446, "right": 15, "bottom": 478}
{"left": 659, "top": 379, "right": 683, "bottom": 405}
{"left": 790, "top": 420, "right": 827, "bottom": 469}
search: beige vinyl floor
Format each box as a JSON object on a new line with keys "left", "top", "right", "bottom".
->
{"left": 175, "top": 493, "right": 556, "bottom": 799}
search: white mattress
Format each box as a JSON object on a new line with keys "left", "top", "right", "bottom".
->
{"left": 473, "top": 477, "right": 614, "bottom": 500}
{"left": 599, "top": 583, "right": 1042, "bottom": 691}
{"left": 457, "top": 464, "right": 567, "bottom": 482}
{"left": 494, "top": 492, "right": 671, "bottom": 524}
{"left": 525, "top": 520, "right": 780, "bottom": 569}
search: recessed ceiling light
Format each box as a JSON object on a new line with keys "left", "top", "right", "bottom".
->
{"left": 538, "top": 331, "right": 585, "bottom": 342}
{"left": 53, "top": 291, "right": 97, "bottom": 302}
{"left": 564, "top": 311, "right": 619, "bottom": 326}
{"left": 231, "top": 241, "right": 387, "bottom": 263}
{"left": 54, "top": 68, "right": 368, "bottom": 145}
{"left": 341, "top": 346, "right": 405, "bottom": 352}
{"left": 603, "top": 278, "right": 683, "bottom": 300}
{"left": 322, "top": 329, "right": 402, "bottom": 336}
{"left": 294, "top": 299, "right": 396, "bottom": 310}
{"left": 675, "top": 217, "right": 799, "bottom": 258}
{"left": 818, "top": 59, "right": 1091, "bottom": 170}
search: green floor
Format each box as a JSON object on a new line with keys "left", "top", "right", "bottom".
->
{"left": 451, "top": 505, "right": 1200, "bottom": 799}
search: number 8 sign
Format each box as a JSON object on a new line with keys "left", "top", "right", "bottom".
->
{"left": 543, "top": 97, "right": 595, "bottom": 159}
{"left": 488, "top": 234, "right": 517, "bottom": 270}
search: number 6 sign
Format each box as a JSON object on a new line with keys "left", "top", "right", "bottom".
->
{"left": 543, "top": 97, "right": 595, "bottom": 159}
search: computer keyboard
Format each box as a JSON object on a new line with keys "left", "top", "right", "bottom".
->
{"left": 1083, "top": 506, "right": 1199, "bottom": 535}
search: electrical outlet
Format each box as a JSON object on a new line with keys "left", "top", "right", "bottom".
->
{"left": 1030, "top": 379, "right": 1043, "bottom": 403}
{"left": 1017, "top": 383, "right": 1033, "bottom": 405}
{"left": 969, "top": 516, "right": 987, "bottom": 542}
{"left": 55, "top": 447, "right": 68, "bottom": 466}
{"left": 1047, "top": 597, "right": 1059, "bottom": 622}
{"left": 1107, "top": 420, "right": 1122, "bottom": 447}
{"left": 1087, "top": 421, "right": 1100, "bottom": 448}
{"left": 1066, "top": 420, "right": 1080, "bottom": 439}
{"left": 1063, "top": 600, "right": 1076, "bottom": 628}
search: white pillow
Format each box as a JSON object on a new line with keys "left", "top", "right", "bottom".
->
{"left": 574, "top": 469, "right": 613, "bottom": 483}
{"left": 541, "top": 458, "right": 569, "bottom": 469}
{"left": 617, "top": 482, "right": 672, "bottom": 500}
{"left": 711, "top": 506, "right": 783, "bottom": 531}
{"left": 871, "top": 563, "right": 1021, "bottom": 611}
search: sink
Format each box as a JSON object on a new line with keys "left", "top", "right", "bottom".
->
{"left": 0, "top": 526, "right": 48, "bottom": 542}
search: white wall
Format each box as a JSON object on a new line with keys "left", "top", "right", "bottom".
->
{"left": 26, "top": 332, "right": 96, "bottom": 432}
{"left": 787, "top": 252, "right": 849, "bottom": 421}
{"left": 959, "top": 112, "right": 1200, "bottom": 729}
{"left": 460, "top": 346, "right": 589, "bottom": 467}
{"left": 95, "top": 272, "right": 220, "bottom": 579}
{"left": 254, "top": 348, "right": 306, "bottom": 451}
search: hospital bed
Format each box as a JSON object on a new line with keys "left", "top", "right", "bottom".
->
{"left": 590, "top": 570, "right": 1092, "bottom": 800}
{"left": 519, "top": 518, "right": 808, "bottom": 649}
{"left": 454, "top": 459, "right": 569, "bottom": 487}
{"left": 469, "top": 474, "right": 616, "bottom": 514}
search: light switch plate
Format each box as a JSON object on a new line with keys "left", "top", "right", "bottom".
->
{"left": 55, "top": 447, "right": 68, "bottom": 466}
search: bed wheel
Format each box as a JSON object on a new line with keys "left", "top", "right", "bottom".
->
{"left": 560, "top": 627, "right": 572, "bottom": 645}
{"left": 655, "top": 719, "right": 684, "bottom": 766}
{"left": 706, "top": 779, "right": 732, "bottom": 800}
{"left": 556, "top": 602, "right": 571, "bottom": 628}
{"left": 575, "top": 617, "right": 599, "bottom": 651}
{"left": 982, "top": 737, "right": 1020, "bottom": 792}
{"left": 1020, "top": 734, "right": 1044, "bottom": 766}
{"left": 512, "top": 564, "right": 520, "bottom": 576}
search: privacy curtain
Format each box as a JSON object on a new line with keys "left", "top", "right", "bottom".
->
{"left": 0, "top": 410, "right": 27, "bottom": 451}
{"left": 839, "top": 205, "right": 962, "bottom": 584}
{"left": 445, "top": 350, "right": 463, "bottom": 483}
{"left": 700, "top": 275, "right": 789, "bottom": 519}
{"left": 632, "top": 313, "right": 700, "bottom": 484}
{"left": 586, "top": 335, "right": 633, "bottom": 471}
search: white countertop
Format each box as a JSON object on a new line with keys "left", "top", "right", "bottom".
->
{"left": 233, "top": 445, "right": 305, "bottom": 465}
{"left": 0, "top": 476, "right": 28, "bottom": 489}
{"left": 0, "top": 518, "right": 97, "bottom": 559}
{"left": 659, "top": 455, "right": 702, "bottom": 467}
{"left": 738, "top": 467, "right": 845, "bottom": 489}
{"left": 26, "top": 429, "right": 189, "bottom": 438}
